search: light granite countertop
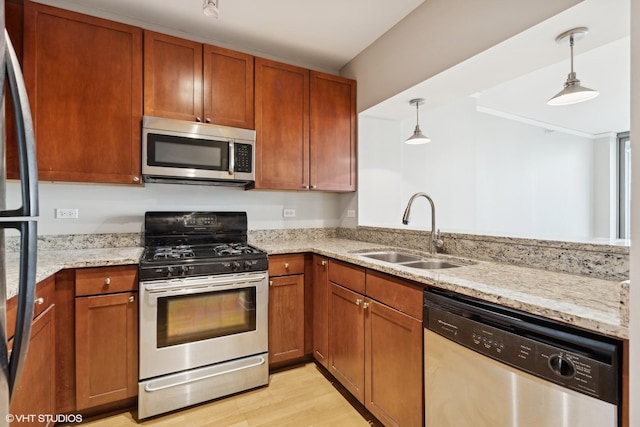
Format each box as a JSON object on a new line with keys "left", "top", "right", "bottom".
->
{"left": 251, "top": 237, "right": 629, "bottom": 340}
{"left": 4, "top": 247, "right": 143, "bottom": 299}
{"left": 4, "top": 237, "right": 628, "bottom": 340}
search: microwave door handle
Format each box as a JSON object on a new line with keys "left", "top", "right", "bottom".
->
{"left": 228, "top": 141, "right": 234, "bottom": 176}
{"left": 3, "top": 30, "right": 39, "bottom": 218}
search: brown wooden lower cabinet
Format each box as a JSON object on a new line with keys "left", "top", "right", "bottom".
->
{"left": 9, "top": 304, "right": 56, "bottom": 427}
{"left": 325, "top": 259, "right": 424, "bottom": 427}
{"left": 75, "top": 291, "right": 138, "bottom": 410}
{"left": 311, "top": 255, "right": 329, "bottom": 368}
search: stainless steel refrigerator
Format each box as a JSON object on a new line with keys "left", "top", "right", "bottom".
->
{"left": 1, "top": 1, "right": 40, "bottom": 425}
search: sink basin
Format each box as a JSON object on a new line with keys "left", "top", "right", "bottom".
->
{"left": 359, "top": 251, "right": 465, "bottom": 270}
{"left": 401, "top": 259, "right": 462, "bottom": 270}
{"left": 359, "top": 251, "right": 421, "bottom": 263}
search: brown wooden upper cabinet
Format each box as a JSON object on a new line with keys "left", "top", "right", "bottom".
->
{"left": 144, "top": 30, "right": 255, "bottom": 129}
{"left": 255, "top": 58, "right": 356, "bottom": 192}
{"left": 22, "top": 1, "right": 143, "bottom": 184}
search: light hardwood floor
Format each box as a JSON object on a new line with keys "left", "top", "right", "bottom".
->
{"left": 74, "top": 363, "right": 377, "bottom": 427}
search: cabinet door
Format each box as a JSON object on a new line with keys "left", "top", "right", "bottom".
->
{"left": 255, "top": 58, "right": 310, "bottom": 190}
{"left": 5, "top": 0, "right": 24, "bottom": 180}
{"left": 203, "top": 45, "right": 254, "bottom": 129}
{"left": 328, "top": 283, "right": 365, "bottom": 403}
{"left": 310, "top": 72, "right": 357, "bottom": 191}
{"left": 312, "top": 256, "right": 329, "bottom": 368}
{"left": 365, "top": 300, "right": 423, "bottom": 427}
{"left": 75, "top": 292, "right": 138, "bottom": 410}
{"left": 9, "top": 305, "right": 56, "bottom": 427}
{"left": 23, "top": 2, "right": 143, "bottom": 185}
{"left": 268, "top": 274, "right": 305, "bottom": 364}
{"left": 144, "top": 30, "right": 203, "bottom": 122}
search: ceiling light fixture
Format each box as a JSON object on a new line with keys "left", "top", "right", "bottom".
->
{"left": 203, "top": 0, "right": 219, "bottom": 18}
{"left": 405, "top": 98, "right": 431, "bottom": 144}
{"left": 547, "top": 27, "right": 599, "bottom": 106}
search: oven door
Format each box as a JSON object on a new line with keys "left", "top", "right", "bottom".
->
{"left": 139, "top": 272, "right": 268, "bottom": 380}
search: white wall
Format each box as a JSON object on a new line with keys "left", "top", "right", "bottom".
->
{"left": 5, "top": 181, "right": 345, "bottom": 235}
{"left": 592, "top": 134, "right": 618, "bottom": 238}
{"left": 359, "top": 96, "right": 598, "bottom": 240}
{"left": 629, "top": 0, "right": 639, "bottom": 424}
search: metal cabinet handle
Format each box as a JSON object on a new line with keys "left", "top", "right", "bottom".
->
{"left": 355, "top": 298, "right": 363, "bottom": 306}
{"left": 302, "top": 185, "right": 310, "bottom": 189}
{"left": 104, "top": 277, "right": 111, "bottom": 285}
{"left": 195, "top": 117, "right": 202, "bottom": 122}
{"left": 129, "top": 295, "right": 135, "bottom": 303}
{"left": 284, "top": 263, "right": 290, "bottom": 269}
{"left": 363, "top": 302, "right": 370, "bottom": 309}
{"left": 133, "top": 176, "right": 140, "bottom": 183}
{"left": 205, "top": 117, "right": 211, "bottom": 123}
{"left": 269, "top": 280, "right": 273, "bottom": 287}
{"left": 310, "top": 185, "right": 317, "bottom": 189}
{"left": 35, "top": 297, "right": 44, "bottom": 306}
{"left": 321, "top": 260, "right": 327, "bottom": 267}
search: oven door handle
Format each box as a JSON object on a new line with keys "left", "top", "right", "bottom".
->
{"left": 143, "top": 272, "right": 267, "bottom": 293}
{"left": 143, "top": 355, "right": 266, "bottom": 393}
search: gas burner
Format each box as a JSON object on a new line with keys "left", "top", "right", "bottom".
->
{"left": 152, "top": 245, "right": 195, "bottom": 260}
{"left": 211, "top": 243, "right": 259, "bottom": 256}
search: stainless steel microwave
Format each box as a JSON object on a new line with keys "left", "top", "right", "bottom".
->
{"left": 142, "top": 116, "right": 256, "bottom": 189}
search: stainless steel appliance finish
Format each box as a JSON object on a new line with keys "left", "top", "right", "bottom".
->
{"left": 1, "top": 21, "right": 40, "bottom": 426}
{"left": 423, "top": 289, "right": 621, "bottom": 427}
{"left": 142, "top": 116, "right": 255, "bottom": 188}
{"left": 138, "top": 212, "right": 268, "bottom": 419}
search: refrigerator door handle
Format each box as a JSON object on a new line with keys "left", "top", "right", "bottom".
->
{"left": 1, "top": 30, "right": 38, "bottom": 219}
{"left": 4, "top": 221, "right": 37, "bottom": 400}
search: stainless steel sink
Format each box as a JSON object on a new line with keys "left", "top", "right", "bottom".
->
{"left": 359, "top": 251, "right": 465, "bottom": 270}
{"left": 360, "top": 251, "right": 421, "bottom": 263}
{"left": 400, "top": 259, "right": 462, "bottom": 270}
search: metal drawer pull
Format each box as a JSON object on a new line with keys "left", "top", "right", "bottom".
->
{"left": 104, "top": 277, "right": 111, "bottom": 285}
{"left": 355, "top": 298, "right": 363, "bottom": 306}
{"left": 269, "top": 280, "right": 273, "bottom": 287}
{"left": 363, "top": 302, "right": 370, "bottom": 309}
{"left": 129, "top": 295, "right": 135, "bottom": 303}
{"left": 35, "top": 297, "right": 44, "bottom": 306}
{"left": 284, "top": 262, "right": 289, "bottom": 269}
{"left": 321, "top": 260, "right": 327, "bottom": 266}
{"left": 144, "top": 356, "right": 266, "bottom": 393}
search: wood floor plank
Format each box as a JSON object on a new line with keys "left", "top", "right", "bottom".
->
{"left": 72, "top": 363, "right": 374, "bottom": 427}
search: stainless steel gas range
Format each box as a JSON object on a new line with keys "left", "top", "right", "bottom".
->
{"left": 137, "top": 211, "right": 269, "bottom": 419}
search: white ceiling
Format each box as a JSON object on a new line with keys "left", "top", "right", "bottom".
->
{"left": 363, "top": 0, "right": 630, "bottom": 137}
{"left": 32, "top": 0, "right": 425, "bottom": 72}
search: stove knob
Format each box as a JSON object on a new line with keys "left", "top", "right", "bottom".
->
{"left": 166, "top": 266, "right": 174, "bottom": 277}
{"left": 232, "top": 262, "right": 241, "bottom": 272}
{"left": 244, "top": 261, "right": 253, "bottom": 271}
{"left": 181, "top": 265, "right": 190, "bottom": 275}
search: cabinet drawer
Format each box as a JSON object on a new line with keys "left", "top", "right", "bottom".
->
{"left": 75, "top": 265, "right": 138, "bottom": 297}
{"left": 329, "top": 260, "right": 365, "bottom": 294}
{"left": 6, "top": 275, "right": 56, "bottom": 341}
{"left": 268, "top": 254, "right": 305, "bottom": 276}
{"left": 366, "top": 271, "right": 423, "bottom": 319}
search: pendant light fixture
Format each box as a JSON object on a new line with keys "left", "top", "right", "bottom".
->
{"left": 203, "top": 0, "right": 220, "bottom": 18}
{"left": 406, "top": 98, "right": 431, "bottom": 144}
{"left": 547, "top": 27, "right": 599, "bottom": 106}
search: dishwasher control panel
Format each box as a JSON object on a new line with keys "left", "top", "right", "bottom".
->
{"left": 424, "top": 292, "right": 620, "bottom": 405}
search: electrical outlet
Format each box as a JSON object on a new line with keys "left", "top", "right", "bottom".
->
{"left": 283, "top": 208, "right": 296, "bottom": 218}
{"left": 56, "top": 208, "right": 79, "bottom": 219}
{"left": 347, "top": 209, "right": 356, "bottom": 218}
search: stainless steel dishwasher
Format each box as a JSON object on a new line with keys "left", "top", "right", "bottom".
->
{"left": 423, "top": 289, "right": 621, "bottom": 427}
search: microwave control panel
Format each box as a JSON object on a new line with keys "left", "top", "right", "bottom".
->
{"left": 235, "top": 143, "right": 252, "bottom": 173}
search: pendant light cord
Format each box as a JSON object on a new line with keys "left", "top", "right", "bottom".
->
{"left": 570, "top": 34, "right": 574, "bottom": 74}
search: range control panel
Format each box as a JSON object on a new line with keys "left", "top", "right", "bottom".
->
{"left": 425, "top": 302, "right": 619, "bottom": 405}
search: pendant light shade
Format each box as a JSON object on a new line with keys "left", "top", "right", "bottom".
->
{"left": 547, "top": 27, "right": 599, "bottom": 106}
{"left": 406, "top": 98, "right": 431, "bottom": 144}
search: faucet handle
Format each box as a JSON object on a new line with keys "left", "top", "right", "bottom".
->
{"left": 435, "top": 229, "right": 444, "bottom": 248}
